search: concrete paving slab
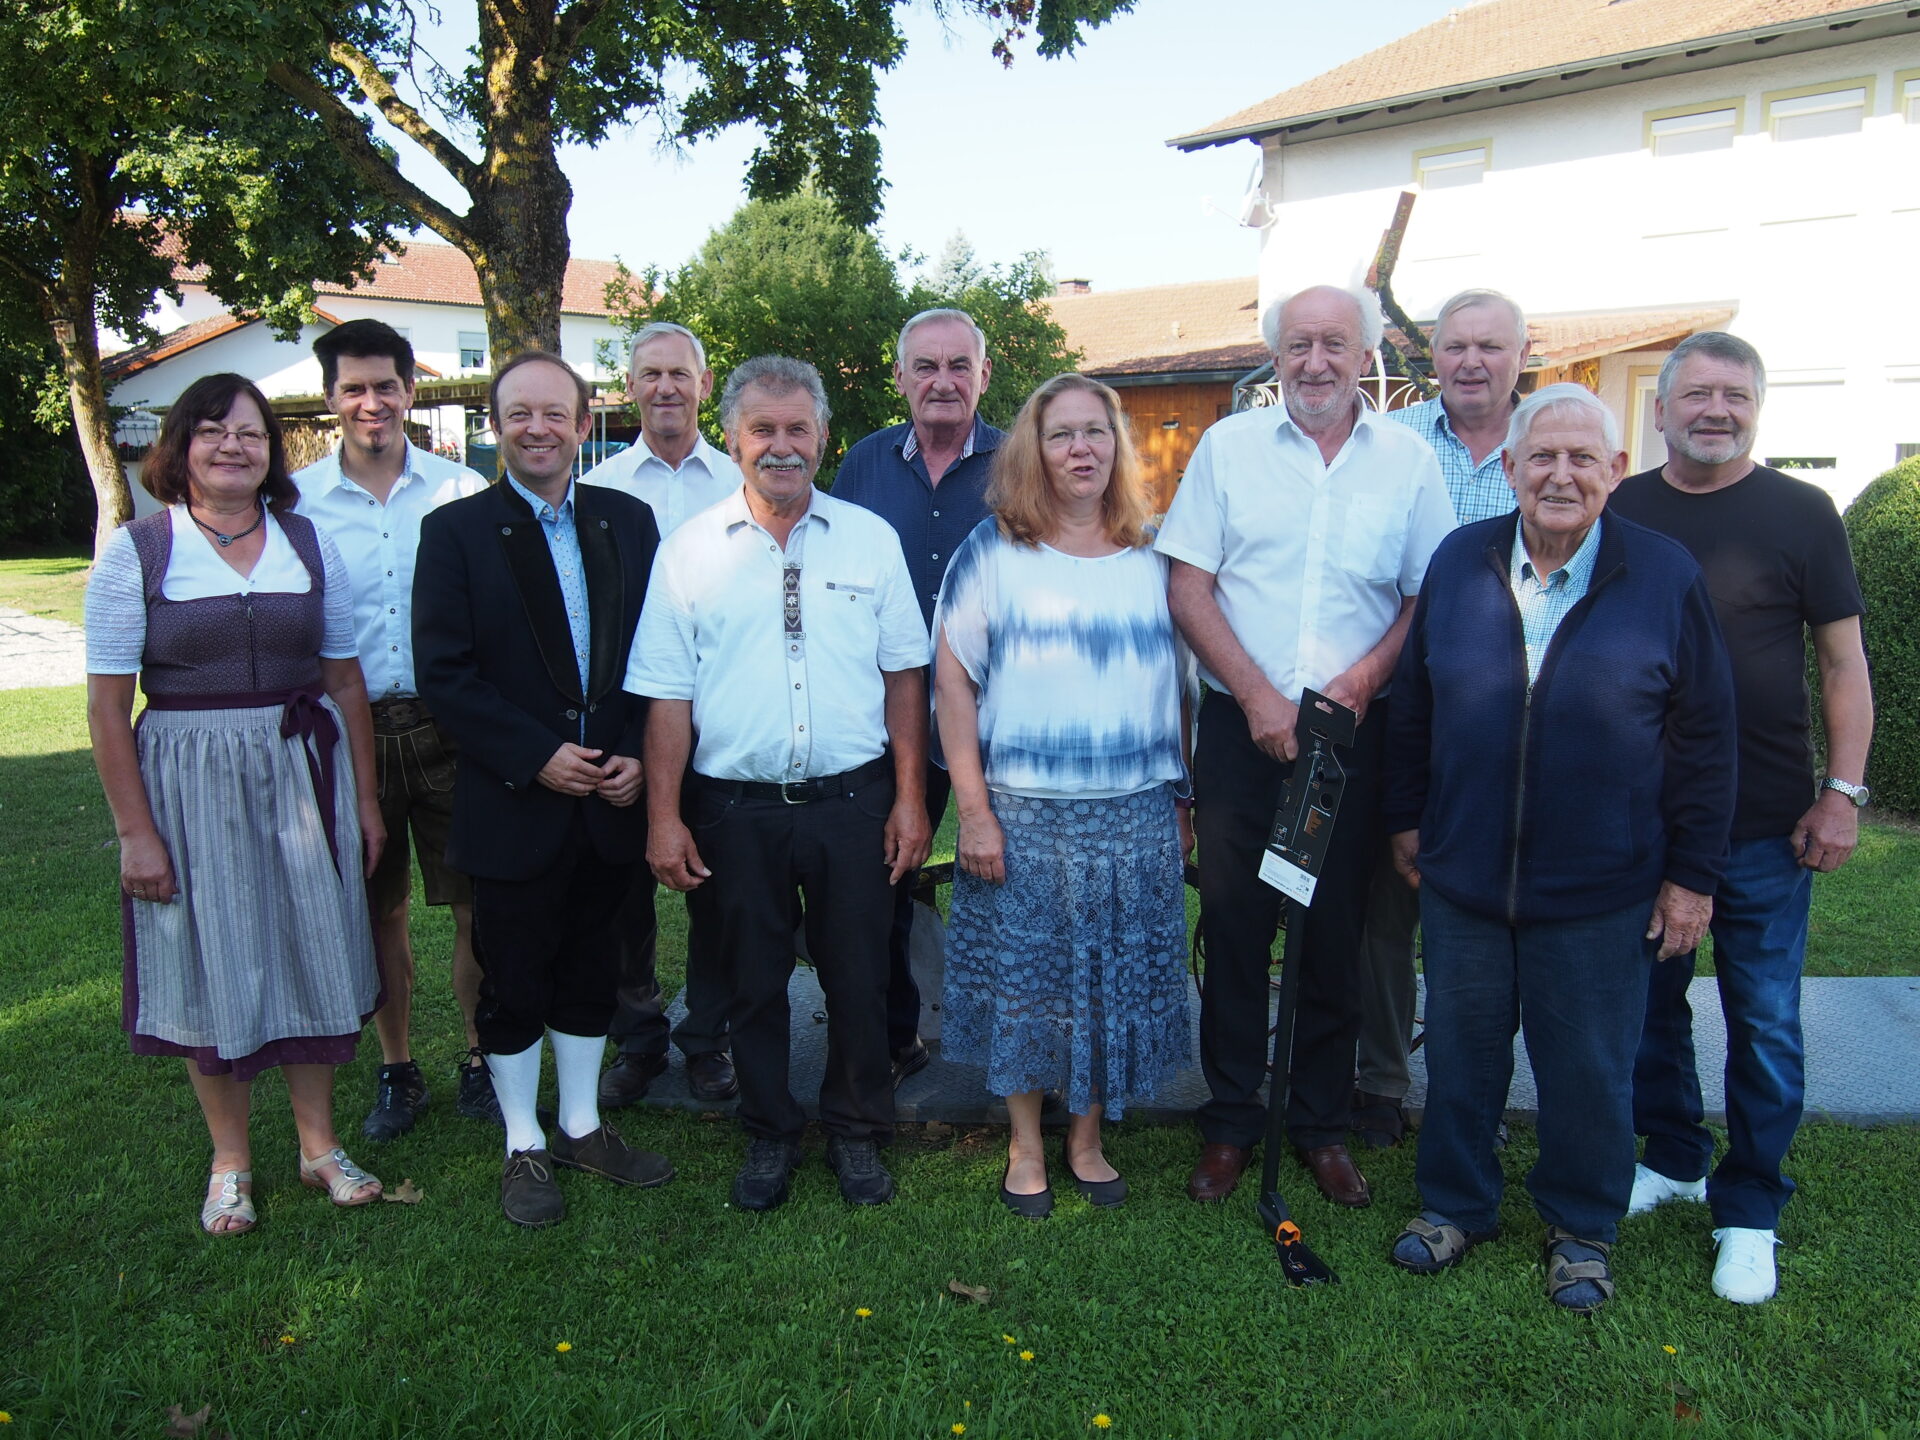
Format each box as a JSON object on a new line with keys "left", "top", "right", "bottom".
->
{"left": 635, "top": 971, "right": 1920, "bottom": 1128}
{"left": 0, "top": 606, "right": 87, "bottom": 690}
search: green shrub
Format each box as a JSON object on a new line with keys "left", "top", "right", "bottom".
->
{"left": 1843, "top": 457, "right": 1920, "bottom": 814}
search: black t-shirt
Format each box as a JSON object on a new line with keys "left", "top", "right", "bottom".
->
{"left": 1609, "top": 465, "right": 1863, "bottom": 841}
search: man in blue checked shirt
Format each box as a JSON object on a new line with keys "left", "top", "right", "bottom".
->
{"left": 1352, "top": 288, "right": 1533, "bottom": 1150}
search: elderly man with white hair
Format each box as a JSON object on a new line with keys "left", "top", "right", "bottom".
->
{"left": 1381, "top": 383, "right": 1736, "bottom": 1312}
{"left": 1158, "top": 283, "right": 1454, "bottom": 1210}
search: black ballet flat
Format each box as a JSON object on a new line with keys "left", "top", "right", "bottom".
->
{"left": 1062, "top": 1135, "right": 1128, "bottom": 1208}
{"left": 999, "top": 1163, "right": 1053, "bottom": 1220}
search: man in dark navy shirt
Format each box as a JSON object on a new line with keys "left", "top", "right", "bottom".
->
{"left": 833, "top": 308, "right": 1004, "bottom": 1082}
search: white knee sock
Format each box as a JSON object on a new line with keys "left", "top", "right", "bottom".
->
{"left": 486, "top": 1040, "right": 545, "bottom": 1156}
{"left": 548, "top": 1029, "right": 606, "bottom": 1141}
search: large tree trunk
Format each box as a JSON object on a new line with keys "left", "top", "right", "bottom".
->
{"left": 49, "top": 283, "right": 131, "bottom": 562}
{"left": 466, "top": 150, "right": 572, "bottom": 359}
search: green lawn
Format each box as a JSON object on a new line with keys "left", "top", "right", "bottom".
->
{"left": 3, "top": 684, "right": 1918, "bottom": 1440}
{"left": 0, "top": 549, "right": 90, "bottom": 628}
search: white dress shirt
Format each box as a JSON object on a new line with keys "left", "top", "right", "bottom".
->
{"left": 1154, "top": 403, "right": 1455, "bottom": 698}
{"left": 625, "top": 486, "right": 931, "bottom": 783}
{"left": 293, "top": 442, "right": 487, "bottom": 698}
{"left": 579, "top": 431, "right": 742, "bottom": 537}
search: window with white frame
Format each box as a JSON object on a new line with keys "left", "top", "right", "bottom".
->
{"left": 1902, "top": 73, "right": 1920, "bottom": 124}
{"left": 458, "top": 331, "right": 487, "bottom": 370}
{"left": 1414, "top": 143, "right": 1488, "bottom": 189}
{"left": 1648, "top": 106, "right": 1739, "bottom": 156}
{"left": 1767, "top": 84, "right": 1867, "bottom": 142}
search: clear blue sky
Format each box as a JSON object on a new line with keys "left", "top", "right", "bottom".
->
{"left": 392, "top": 2, "right": 1462, "bottom": 292}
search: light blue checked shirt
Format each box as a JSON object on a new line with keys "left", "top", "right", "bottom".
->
{"left": 1510, "top": 516, "right": 1602, "bottom": 685}
{"left": 1390, "top": 395, "right": 1517, "bottom": 525}
{"left": 507, "top": 475, "right": 591, "bottom": 729}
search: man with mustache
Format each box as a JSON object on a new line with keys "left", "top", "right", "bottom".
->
{"left": 581, "top": 323, "right": 742, "bottom": 1108}
{"left": 1613, "top": 331, "right": 1874, "bottom": 1305}
{"left": 629, "top": 356, "right": 932, "bottom": 1211}
{"left": 1157, "top": 284, "right": 1454, "bottom": 1210}
{"left": 833, "top": 308, "right": 1002, "bottom": 1088}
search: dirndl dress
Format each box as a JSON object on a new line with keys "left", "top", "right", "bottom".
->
{"left": 941, "top": 782, "right": 1191, "bottom": 1119}
{"left": 117, "top": 510, "right": 378, "bottom": 1081}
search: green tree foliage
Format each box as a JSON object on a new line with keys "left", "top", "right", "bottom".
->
{"left": 0, "top": 334, "right": 89, "bottom": 549}
{"left": 0, "top": 0, "right": 413, "bottom": 557}
{"left": 1841, "top": 458, "right": 1920, "bottom": 813}
{"left": 606, "top": 194, "right": 1080, "bottom": 479}
{"left": 271, "top": 0, "right": 1131, "bottom": 359}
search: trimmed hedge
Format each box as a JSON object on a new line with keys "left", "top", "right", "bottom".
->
{"left": 1843, "top": 457, "right": 1920, "bottom": 815}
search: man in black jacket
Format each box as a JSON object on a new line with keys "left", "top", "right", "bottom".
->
{"left": 415, "top": 351, "right": 670, "bottom": 1227}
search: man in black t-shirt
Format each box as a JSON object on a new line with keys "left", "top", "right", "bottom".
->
{"left": 1609, "top": 332, "right": 1874, "bottom": 1307}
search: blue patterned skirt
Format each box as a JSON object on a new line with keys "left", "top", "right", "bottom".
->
{"left": 941, "top": 783, "right": 1192, "bottom": 1119}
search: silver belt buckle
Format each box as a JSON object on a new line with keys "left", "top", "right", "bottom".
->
{"left": 780, "top": 777, "right": 809, "bottom": 804}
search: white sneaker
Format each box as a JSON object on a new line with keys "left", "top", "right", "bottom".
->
{"left": 1627, "top": 1162, "right": 1707, "bottom": 1216}
{"left": 1712, "top": 1227, "right": 1779, "bottom": 1304}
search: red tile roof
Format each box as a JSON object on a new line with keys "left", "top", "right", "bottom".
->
{"left": 172, "top": 238, "right": 621, "bottom": 317}
{"left": 1046, "top": 277, "right": 1263, "bottom": 377}
{"left": 1523, "top": 305, "right": 1738, "bottom": 367}
{"left": 1176, "top": 0, "right": 1903, "bottom": 145}
{"left": 102, "top": 312, "right": 255, "bottom": 383}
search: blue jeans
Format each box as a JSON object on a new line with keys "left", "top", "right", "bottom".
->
{"left": 1632, "top": 836, "right": 1809, "bottom": 1229}
{"left": 1416, "top": 886, "right": 1656, "bottom": 1243}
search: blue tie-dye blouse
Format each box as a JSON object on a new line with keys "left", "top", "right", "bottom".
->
{"left": 935, "top": 517, "right": 1193, "bottom": 799}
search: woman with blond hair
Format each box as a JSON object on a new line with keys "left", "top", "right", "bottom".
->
{"left": 935, "top": 373, "right": 1194, "bottom": 1218}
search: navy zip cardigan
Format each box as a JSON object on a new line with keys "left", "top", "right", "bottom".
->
{"left": 1382, "top": 510, "right": 1736, "bottom": 925}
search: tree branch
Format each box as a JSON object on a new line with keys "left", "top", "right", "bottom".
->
{"left": 322, "top": 37, "right": 483, "bottom": 195}
{"left": 267, "top": 60, "right": 476, "bottom": 252}
{"left": 552, "top": 0, "right": 614, "bottom": 68}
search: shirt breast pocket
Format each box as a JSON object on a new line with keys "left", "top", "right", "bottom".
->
{"left": 1337, "top": 492, "right": 1407, "bottom": 586}
{"left": 823, "top": 580, "right": 877, "bottom": 606}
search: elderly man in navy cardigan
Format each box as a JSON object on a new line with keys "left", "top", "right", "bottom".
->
{"left": 1381, "top": 384, "right": 1735, "bottom": 1314}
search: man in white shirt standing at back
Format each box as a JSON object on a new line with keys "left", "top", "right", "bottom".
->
{"left": 294, "top": 319, "right": 490, "bottom": 1140}
{"left": 581, "top": 322, "right": 744, "bottom": 1107}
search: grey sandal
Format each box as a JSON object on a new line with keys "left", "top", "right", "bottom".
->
{"left": 1543, "top": 1227, "right": 1615, "bottom": 1312}
{"left": 1390, "top": 1213, "right": 1495, "bottom": 1274}
{"left": 200, "top": 1169, "right": 256, "bottom": 1235}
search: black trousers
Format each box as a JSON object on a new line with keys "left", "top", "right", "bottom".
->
{"left": 607, "top": 860, "right": 731, "bottom": 1058}
{"left": 883, "top": 761, "right": 951, "bottom": 1053}
{"left": 686, "top": 768, "right": 898, "bottom": 1143}
{"left": 1193, "top": 689, "right": 1383, "bottom": 1150}
{"left": 471, "top": 811, "right": 634, "bottom": 1055}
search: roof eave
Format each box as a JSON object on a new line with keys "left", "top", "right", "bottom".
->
{"left": 1168, "top": 1, "right": 1916, "bottom": 151}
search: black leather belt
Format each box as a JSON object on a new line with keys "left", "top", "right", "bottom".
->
{"left": 696, "top": 754, "right": 892, "bottom": 804}
{"left": 370, "top": 697, "right": 433, "bottom": 733}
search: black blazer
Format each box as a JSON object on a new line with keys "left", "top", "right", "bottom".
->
{"left": 413, "top": 479, "right": 660, "bottom": 881}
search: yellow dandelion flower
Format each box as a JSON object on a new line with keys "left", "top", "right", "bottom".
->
{"left": 1020, "top": 1350, "right": 1035, "bottom": 1362}
{"left": 1092, "top": 1415, "right": 1113, "bottom": 1429}
{"left": 964, "top": 1402, "right": 972, "bottom": 1409}
{"left": 1002, "top": 1334, "right": 1017, "bottom": 1344}
{"left": 555, "top": 1342, "right": 573, "bottom": 1353}
{"left": 854, "top": 1307, "right": 873, "bottom": 1319}
{"left": 279, "top": 1335, "right": 296, "bottom": 1345}
{"left": 1663, "top": 1344, "right": 1677, "bottom": 1355}
{"left": 952, "top": 1426, "right": 966, "bottom": 1435}
{"left": 0, "top": 1413, "right": 13, "bottom": 1424}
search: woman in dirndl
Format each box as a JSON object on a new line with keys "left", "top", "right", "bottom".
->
{"left": 85, "top": 372, "right": 387, "bottom": 1234}
{"left": 935, "top": 372, "right": 1194, "bottom": 1218}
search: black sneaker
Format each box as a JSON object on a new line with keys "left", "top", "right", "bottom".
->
{"left": 731, "top": 1138, "right": 802, "bottom": 1211}
{"left": 501, "top": 1148, "right": 566, "bottom": 1228}
{"left": 825, "top": 1135, "right": 895, "bottom": 1206}
{"left": 362, "top": 1060, "right": 430, "bottom": 1141}
{"left": 456, "top": 1051, "right": 503, "bottom": 1126}
{"left": 551, "top": 1121, "right": 674, "bottom": 1188}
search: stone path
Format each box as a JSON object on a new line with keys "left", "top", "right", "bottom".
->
{"left": 0, "top": 606, "right": 86, "bottom": 690}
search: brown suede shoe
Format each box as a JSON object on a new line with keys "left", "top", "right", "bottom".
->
{"left": 1296, "top": 1143, "right": 1371, "bottom": 1208}
{"left": 1186, "top": 1142, "right": 1252, "bottom": 1202}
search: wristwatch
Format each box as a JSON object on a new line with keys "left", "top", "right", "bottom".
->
{"left": 1822, "top": 776, "right": 1870, "bottom": 808}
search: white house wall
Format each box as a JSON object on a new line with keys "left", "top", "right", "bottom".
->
{"left": 1255, "top": 34, "right": 1920, "bottom": 506}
